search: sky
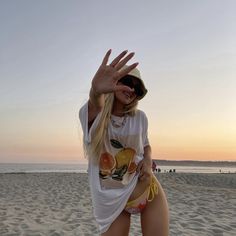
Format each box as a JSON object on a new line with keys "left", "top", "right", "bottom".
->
{"left": 0, "top": 0, "right": 235, "bottom": 163}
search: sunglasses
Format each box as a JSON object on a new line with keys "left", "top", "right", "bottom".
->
{"left": 119, "top": 76, "right": 144, "bottom": 97}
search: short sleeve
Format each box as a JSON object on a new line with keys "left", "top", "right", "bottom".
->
{"left": 79, "top": 101, "right": 101, "bottom": 144}
{"left": 142, "top": 112, "right": 150, "bottom": 147}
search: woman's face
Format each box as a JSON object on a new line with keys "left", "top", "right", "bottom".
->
{"left": 114, "top": 86, "right": 137, "bottom": 105}
{"left": 114, "top": 76, "right": 142, "bottom": 105}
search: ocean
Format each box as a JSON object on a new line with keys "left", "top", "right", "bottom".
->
{"left": 0, "top": 163, "right": 235, "bottom": 174}
{"left": 0, "top": 163, "right": 88, "bottom": 174}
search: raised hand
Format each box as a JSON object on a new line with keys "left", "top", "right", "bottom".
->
{"left": 91, "top": 49, "right": 139, "bottom": 95}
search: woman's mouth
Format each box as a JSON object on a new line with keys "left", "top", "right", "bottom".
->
{"left": 123, "top": 91, "right": 132, "bottom": 99}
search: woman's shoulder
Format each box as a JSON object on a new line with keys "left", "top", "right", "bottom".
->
{"left": 135, "top": 109, "right": 147, "bottom": 118}
{"left": 132, "top": 109, "right": 148, "bottom": 123}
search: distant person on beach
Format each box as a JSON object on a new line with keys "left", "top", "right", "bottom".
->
{"left": 79, "top": 50, "right": 169, "bottom": 235}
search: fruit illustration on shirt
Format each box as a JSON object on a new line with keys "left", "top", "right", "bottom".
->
{"left": 114, "top": 148, "right": 135, "bottom": 168}
{"left": 127, "top": 161, "right": 137, "bottom": 174}
{"left": 110, "top": 139, "right": 137, "bottom": 181}
{"left": 99, "top": 152, "right": 116, "bottom": 179}
{"left": 99, "top": 140, "right": 138, "bottom": 181}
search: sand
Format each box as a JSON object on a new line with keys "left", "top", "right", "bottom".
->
{"left": 0, "top": 172, "right": 235, "bottom": 236}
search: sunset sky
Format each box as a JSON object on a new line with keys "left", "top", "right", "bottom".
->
{"left": 0, "top": 0, "right": 235, "bottom": 163}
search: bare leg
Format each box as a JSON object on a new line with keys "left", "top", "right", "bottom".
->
{"left": 101, "top": 210, "right": 131, "bottom": 236}
{"left": 141, "top": 177, "right": 169, "bottom": 236}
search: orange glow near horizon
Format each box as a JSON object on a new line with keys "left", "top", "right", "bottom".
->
{"left": 0, "top": 112, "right": 235, "bottom": 163}
{"left": 1, "top": 135, "right": 235, "bottom": 163}
{"left": 149, "top": 136, "right": 236, "bottom": 162}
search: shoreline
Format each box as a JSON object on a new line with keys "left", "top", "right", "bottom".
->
{"left": 1, "top": 162, "right": 235, "bottom": 175}
{"left": 1, "top": 171, "right": 236, "bottom": 175}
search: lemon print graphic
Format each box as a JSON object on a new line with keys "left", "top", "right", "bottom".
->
{"left": 110, "top": 139, "right": 136, "bottom": 181}
{"left": 115, "top": 148, "right": 136, "bottom": 169}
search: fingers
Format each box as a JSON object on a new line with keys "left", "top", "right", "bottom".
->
{"left": 101, "top": 49, "right": 112, "bottom": 66}
{"left": 109, "top": 50, "right": 128, "bottom": 67}
{"left": 137, "top": 160, "right": 143, "bottom": 173}
{"left": 115, "top": 52, "right": 135, "bottom": 70}
{"left": 102, "top": 49, "right": 138, "bottom": 73}
{"left": 119, "top": 62, "right": 139, "bottom": 78}
{"left": 137, "top": 160, "right": 152, "bottom": 181}
{"left": 109, "top": 50, "right": 138, "bottom": 70}
{"left": 139, "top": 170, "right": 146, "bottom": 181}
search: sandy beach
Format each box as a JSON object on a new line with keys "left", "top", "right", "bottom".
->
{"left": 0, "top": 172, "right": 235, "bottom": 236}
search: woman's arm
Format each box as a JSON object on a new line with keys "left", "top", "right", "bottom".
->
{"left": 128, "top": 145, "right": 153, "bottom": 201}
{"left": 87, "top": 49, "right": 138, "bottom": 123}
{"left": 137, "top": 145, "right": 153, "bottom": 181}
{"left": 143, "top": 145, "right": 152, "bottom": 167}
{"left": 88, "top": 87, "right": 105, "bottom": 124}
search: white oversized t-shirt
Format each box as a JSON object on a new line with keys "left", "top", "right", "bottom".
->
{"left": 79, "top": 102, "right": 149, "bottom": 233}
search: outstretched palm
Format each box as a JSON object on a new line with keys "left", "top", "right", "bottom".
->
{"left": 92, "top": 50, "right": 138, "bottom": 95}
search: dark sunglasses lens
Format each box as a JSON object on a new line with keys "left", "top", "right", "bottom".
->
{"left": 120, "top": 77, "right": 133, "bottom": 88}
{"left": 120, "top": 76, "right": 144, "bottom": 97}
{"left": 134, "top": 85, "right": 143, "bottom": 97}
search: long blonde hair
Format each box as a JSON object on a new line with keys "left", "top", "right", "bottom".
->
{"left": 86, "top": 93, "right": 138, "bottom": 163}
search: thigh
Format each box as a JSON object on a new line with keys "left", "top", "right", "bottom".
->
{"left": 101, "top": 210, "right": 131, "bottom": 236}
{"left": 140, "top": 177, "right": 169, "bottom": 236}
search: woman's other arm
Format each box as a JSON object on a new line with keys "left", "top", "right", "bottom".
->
{"left": 137, "top": 145, "right": 153, "bottom": 181}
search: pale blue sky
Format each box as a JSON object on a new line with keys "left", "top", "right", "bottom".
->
{"left": 0, "top": 0, "right": 235, "bottom": 162}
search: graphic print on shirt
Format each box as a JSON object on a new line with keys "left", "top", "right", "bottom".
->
{"left": 99, "top": 139, "right": 138, "bottom": 187}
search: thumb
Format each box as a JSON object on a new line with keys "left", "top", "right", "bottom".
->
{"left": 115, "top": 85, "right": 135, "bottom": 93}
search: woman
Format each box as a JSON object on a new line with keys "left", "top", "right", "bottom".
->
{"left": 79, "top": 49, "right": 169, "bottom": 236}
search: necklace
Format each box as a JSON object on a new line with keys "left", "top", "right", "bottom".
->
{"left": 110, "top": 115, "right": 127, "bottom": 128}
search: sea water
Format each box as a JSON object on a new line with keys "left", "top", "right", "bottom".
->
{"left": 0, "top": 163, "right": 88, "bottom": 173}
{"left": 154, "top": 165, "right": 236, "bottom": 174}
{"left": 0, "top": 163, "right": 235, "bottom": 174}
